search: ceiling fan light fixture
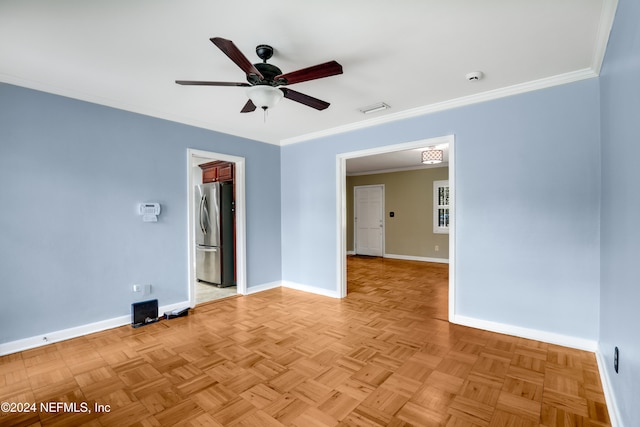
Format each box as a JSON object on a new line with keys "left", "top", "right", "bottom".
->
{"left": 422, "top": 149, "right": 443, "bottom": 164}
{"left": 359, "top": 102, "right": 390, "bottom": 114}
{"left": 246, "top": 85, "right": 284, "bottom": 110}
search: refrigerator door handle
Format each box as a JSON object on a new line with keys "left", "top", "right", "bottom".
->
{"left": 196, "top": 246, "right": 218, "bottom": 252}
{"left": 202, "top": 194, "right": 210, "bottom": 235}
{"left": 199, "top": 194, "right": 207, "bottom": 235}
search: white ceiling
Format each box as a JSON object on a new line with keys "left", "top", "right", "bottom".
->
{"left": 346, "top": 144, "right": 449, "bottom": 175}
{"left": 0, "top": 0, "right": 616, "bottom": 150}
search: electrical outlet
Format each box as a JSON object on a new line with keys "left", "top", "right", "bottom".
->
{"left": 143, "top": 284, "right": 152, "bottom": 296}
{"left": 133, "top": 284, "right": 141, "bottom": 292}
{"left": 614, "top": 346, "right": 619, "bottom": 373}
{"left": 435, "top": 245, "right": 439, "bottom": 252}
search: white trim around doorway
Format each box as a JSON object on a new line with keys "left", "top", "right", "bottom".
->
{"left": 336, "top": 135, "right": 456, "bottom": 323}
{"left": 187, "top": 149, "right": 247, "bottom": 307}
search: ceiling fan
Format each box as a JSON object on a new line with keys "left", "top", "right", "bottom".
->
{"left": 176, "top": 37, "right": 343, "bottom": 113}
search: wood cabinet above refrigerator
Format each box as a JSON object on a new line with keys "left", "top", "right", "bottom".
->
{"left": 199, "top": 161, "right": 234, "bottom": 183}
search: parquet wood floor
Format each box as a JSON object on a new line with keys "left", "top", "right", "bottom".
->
{"left": 0, "top": 257, "right": 610, "bottom": 426}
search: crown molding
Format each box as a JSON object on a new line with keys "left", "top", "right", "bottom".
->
{"left": 2, "top": 67, "right": 600, "bottom": 149}
{"left": 591, "top": 0, "right": 619, "bottom": 74}
{"left": 280, "top": 68, "right": 598, "bottom": 146}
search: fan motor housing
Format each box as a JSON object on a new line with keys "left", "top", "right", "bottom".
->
{"left": 251, "top": 62, "right": 283, "bottom": 86}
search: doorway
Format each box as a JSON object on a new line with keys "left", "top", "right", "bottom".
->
{"left": 336, "top": 135, "right": 455, "bottom": 322}
{"left": 187, "top": 149, "right": 247, "bottom": 307}
{"left": 354, "top": 185, "right": 384, "bottom": 256}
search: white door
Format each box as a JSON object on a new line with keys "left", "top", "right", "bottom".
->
{"left": 354, "top": 185, "right": 384, "bottom": 256}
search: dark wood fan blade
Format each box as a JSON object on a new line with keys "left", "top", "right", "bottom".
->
{"left": 240, "top": 99, "right": 257, "bottom": 113}
{"left": 275, "top": 60, "right": 343, "bottom": 85}
{"left": 281, "top": 88, "right": 330, "bottom": 110}
{"left": 175, "top": 80, "right": 251, "bottom": 87}
{"left": 211, "top": 37, "right": 264, "bottom": 80}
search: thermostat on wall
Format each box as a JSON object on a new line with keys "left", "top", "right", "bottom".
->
{"left": 139, "top": 203, "right": 161, "bottom": 222}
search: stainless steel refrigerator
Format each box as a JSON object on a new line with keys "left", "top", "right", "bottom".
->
{"left": 195, "top": 182, "right": 235, "bottom": 287}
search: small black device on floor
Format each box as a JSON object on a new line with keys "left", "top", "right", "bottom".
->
{"left": 131, "top": 299, "right": 159, "bottom": 328}
{"left": 164, "top": 307, "right": 189, "bottom": 320}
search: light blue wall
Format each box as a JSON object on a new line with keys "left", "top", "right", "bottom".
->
{"left": 599, "top": 0, "right": 640, "bottom": 424}
{"left": 0, "top": 83, "right": 281, "bottom": 344}
{"left": 282, "top": 79, "right": 601, "bottom": 341}
{"left": 2, "top": 14, "right": 636, "bottom": 418}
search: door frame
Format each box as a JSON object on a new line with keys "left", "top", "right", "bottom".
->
{"left": 336, "top": 134, "right": 456, "bottom": 322}
{"left": 353, "top": 184, "right": 385, "bottom": 256}
{"left": 187, "top": 148, "right": 247, "bottom": 306}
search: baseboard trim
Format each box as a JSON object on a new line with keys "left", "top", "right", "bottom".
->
{"left": 595, "top": 348, "right": 622, "bottom": 427}
{"left": 452, "top": 314, "right": 598, "bottom": 352}
{"left": 384, "top": 253, "right": 449, "bottom": 264}
{"left": 0, "top": 300, "right": 189, "bottom": 356}
{"left": 244, "top": 281, "right": 282, "bottom": 295}
{"left": 282, "top": 280, "right": 341, "bottom": 299}
{"left": 244, "top": 280, "right": 341, "bottom": 299}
